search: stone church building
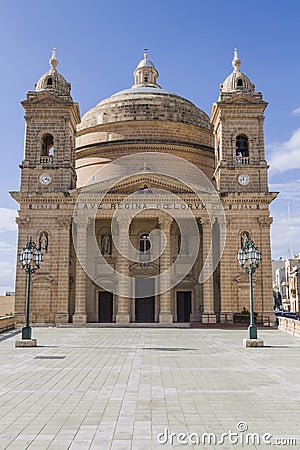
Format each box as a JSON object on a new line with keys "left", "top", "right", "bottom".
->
{"left": 11, "top": 49, "right": 277, "bottom": 325}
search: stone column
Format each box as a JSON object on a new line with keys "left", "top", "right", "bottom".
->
{"left": 201, "top": 219, "right": 215, "bottom": 317}
{"left": 73, "top": 217, "right": 87, "bottom": 323}
{"left": 158, "top": 215, "right": 173, "bottom": 324}
{"left": 55, "top": 218, "right": 71, "bottom": 324}
{"left": 116, "top": 218, "right": 130, "bottom": 323}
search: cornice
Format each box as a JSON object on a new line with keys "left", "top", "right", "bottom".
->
{"left": 220, "top": 191, "right": 278, "bottom": 203}
{"left": 75, "top": 139, "right": 215, "bottom": 158}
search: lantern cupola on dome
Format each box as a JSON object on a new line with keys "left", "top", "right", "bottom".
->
{"left": 220, "top": 49, "right": 255, "bottom": 94}
{"left": 35, "top": 49, "right": 72, "bottom": 97}
{"left": 132, "top": 50, "right": 160, "bottom": 89}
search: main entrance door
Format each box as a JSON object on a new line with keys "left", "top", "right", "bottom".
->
{"left": 177, "top": 291, "right": 192, "bottom": 322}
{"left": 135, "top": 297, "right": 155, "bottom": 322}
{"left": 98, "top": 291, "right": 113, "bottom": 322}
{"left": 135, "top": 278, "right": 155, "bottom": 323}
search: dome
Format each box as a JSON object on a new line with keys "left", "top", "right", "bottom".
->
{"left": 220, "top": 49, "right": 255, "bottom": 93}
{"left": 78, "top": 51, "right": 211, "bottom": 132}
{"left": 76, "top": 52, "right": 215, "bottom": 188}
{"left": 137, "top": 54, "right": 155, "bottom": 68}
{"left": 78, "top": 87, "right": 212, "bottom": 131}
{"left": 35, "top": 49, "right": 71, "bottom": 96}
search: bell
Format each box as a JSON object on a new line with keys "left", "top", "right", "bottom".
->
{"left": 236, "top": 135, "right": 248, "bottom": 153}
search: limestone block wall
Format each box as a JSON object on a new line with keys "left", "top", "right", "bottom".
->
{"left": 279, "top": 317, "right": 300, "bottom": 337}
{"left": 13, "top": 197, "right": 73, "bottom": 325}
{"left": 0, "top": 297, "right": 14, "bottom": 316}
{"left": 78, "top": 92, "right": 212, "bottom": 131}
{"left": 220, "top": 197, "right": 274, "bottom": 315}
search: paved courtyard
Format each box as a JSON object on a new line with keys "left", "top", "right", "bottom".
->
{"left": 0, "top": 327, "right": 299, "bottom": 449}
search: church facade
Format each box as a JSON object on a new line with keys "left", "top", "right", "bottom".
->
{"left": 11, "top": 49, "right": 277, "bottom": 325}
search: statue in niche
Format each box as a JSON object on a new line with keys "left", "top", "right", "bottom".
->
{"left": 39, "top": 232, "right": 48, "bottom": 252}
{"left": 241, "top": 231, "right": 250, "bottom": 248}
{"left": 101, "top": 234, "right": 112, "bottom": 255}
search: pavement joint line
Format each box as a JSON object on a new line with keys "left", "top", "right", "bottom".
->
{"left": 0, "top": 328, "right": 299, "bottom": 447}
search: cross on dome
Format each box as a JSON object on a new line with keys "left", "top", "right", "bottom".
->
{"left": 49, "top": 48, "right": 58, "bottom": 70}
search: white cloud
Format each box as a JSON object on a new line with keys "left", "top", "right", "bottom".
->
{"left": 268, "top": 128, "right": 300, "bottom": 174}
{"left": 0, "top": 208, "right": 17, "bottom": 233}
{"left": 0, "top": 241, "right": 16, "bottom": 255}
{"left": 0, "top": 261, "right": 15, "bottom": 294}
{"left": 271, "top": 213, "right": 300, "bottom": 259}
{"left": 269, "top": 179, "right": 300, "bottom": 202}
{"left": 292, "top": 107, "right": 300, "bottom": 115}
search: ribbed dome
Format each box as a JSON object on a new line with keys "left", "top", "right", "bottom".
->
{"left": 220, "top": 49, "right": 255, "bottom": 93}
{"left": 35, "top": 49, "right": 71, "bottom": 96}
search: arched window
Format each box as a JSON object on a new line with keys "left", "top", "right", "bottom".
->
{"left": 41, "top": 134, "right": 55, "bottom": 157}
{"left": 236, "top": 134, "right": 249, "bottom": 158}
{"left": 237, "top": 78, "right": 243, "bottom": 88}
{"left": 144, "top": 74, "right": 148, "bottom": 82}
{"left": 140, "top": 233, "right": 150, "bottom": 253}
{"left": 47, "top": 77, "right": 53, "bottom": 86}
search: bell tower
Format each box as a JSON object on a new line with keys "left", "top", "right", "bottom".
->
{"left": 210, "top": 49, "right": 277, "bottom": 318}
{"left": 211, "top": 49, "right": 269, "bottom": 194}
{"left": 12, "top": 49, "right": 81, "bottom": 327}
{"left": 20, "top": 49, "right": 80, "bottom": 193}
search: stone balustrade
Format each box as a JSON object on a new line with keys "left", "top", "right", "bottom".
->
{"left": 40, "top": 155, "right": 53, "bottom": 164}
{"left": 0, "top": 315, "right": 15, "bottom": 333}
{"left": 278, "top": 317, "right": 300, "bottom": 338}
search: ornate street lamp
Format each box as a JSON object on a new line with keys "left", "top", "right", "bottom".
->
{"left": 238, "top": 233, "right": 261, "bottom": 340}
{"left": 19, "top": 237, "right": 43, "bottom": 340}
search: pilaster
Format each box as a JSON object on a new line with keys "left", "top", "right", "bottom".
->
{"left": 55, "top": 218, "right": 71, "bottom": 324}
{"left": 201, "top": 219, "right": 215, "bottom": 315}
{"left": 116, "top": 218, "right": 131, "bottom": 323}
{"left": 73, "top": 216, "right": 87, "bottom": 323}
{"left": 158, "top": 215, "right": 173, "bottom": 324}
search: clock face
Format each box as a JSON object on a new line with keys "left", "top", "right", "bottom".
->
{"left": 39, "top": 173, "right": 52, "bottom": 185}
{"left": 238, "top": 174, "right": 250, "bottom": 186}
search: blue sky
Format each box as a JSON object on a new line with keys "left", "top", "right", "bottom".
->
{"left": 0, "top": 0, "right": 300, "bottom": 293}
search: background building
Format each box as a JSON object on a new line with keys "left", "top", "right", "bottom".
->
{"left": 11, "top": 49, "right": 277, "bottom": 325}
{"left": 0, "top": 292, "right": 15, "bottom": 317}
{"left": 274, "top": 256, "right": 300, "bottom": 312}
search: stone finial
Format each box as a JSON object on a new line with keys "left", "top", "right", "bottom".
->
{"left": 50, "top": 48, "right": 58, "bottom": 70}
{"left": 232, "top": 48, "right": 241, "bottom": 71}
{"left": 144, "top": 48, "right": 149, "bottom": 59}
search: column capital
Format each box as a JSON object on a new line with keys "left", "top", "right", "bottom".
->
{"left": 57, "top": 217, "right": 71, "bottom": 229}
{"left": 73, "top": 214, "right": 89, "bottom": 229}
{"left": 16, "top": 217, "right": 31, "bottom": 227}
{"left": 197, "top": 217, "right": 212, "bottom": 228}
{"left": 116, "top": 216, "right": 132, "bottom": 227}
{"left": 257, "top": 216, "right": 273, "bottom": 227}
{"left": 158, "top": 214, "right": 173, "bottom": 227}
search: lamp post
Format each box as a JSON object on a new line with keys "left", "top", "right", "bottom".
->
{"left": 238, "top": 233, "right": 261, "bottom": 341}
{"left": 19, "top": 237, "right": 43, "bottom": 340}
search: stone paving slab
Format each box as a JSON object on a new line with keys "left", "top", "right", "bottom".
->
{"left": 0, "top": 328, "right": 299, "bottom": 449}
